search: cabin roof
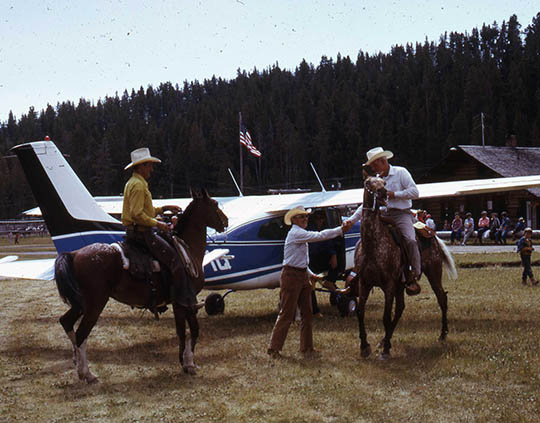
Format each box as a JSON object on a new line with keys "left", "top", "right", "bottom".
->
{"left": 456, "top": 145, "right": 540, "bottom": 197}
{"left": 457, "top": 145, "right": 540, "bottom": 177}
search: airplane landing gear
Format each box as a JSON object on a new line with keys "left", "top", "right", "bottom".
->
{"left": 336, "top": 294, "right": 357, "bottom": 317}
{"left": 204, "top": 293, "right": 224, "bottom": 315}
{"left": 204, "top": 289, "right": 235, "bottom": 315}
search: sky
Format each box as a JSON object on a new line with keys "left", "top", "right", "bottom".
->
{"left": 1, "top": 1, "right": 538, "bottom": 123}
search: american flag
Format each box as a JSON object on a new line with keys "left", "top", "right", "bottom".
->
{"left": 239, "top": 124, "right": 261, "bottom": 157}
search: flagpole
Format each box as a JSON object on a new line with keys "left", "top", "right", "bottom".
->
{"left": 239, "top": 112, "right": 244, "bottom": 193}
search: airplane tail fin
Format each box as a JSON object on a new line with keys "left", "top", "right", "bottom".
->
{"left": 11, "top": 140, "right": 124, "bottom": 253}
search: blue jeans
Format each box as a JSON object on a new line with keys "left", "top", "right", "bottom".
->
{"left": 521, "top": 255, "right": 534, "bottom": 280}
{"left": 450, "top": 229, "right": 462, "bottom": 244}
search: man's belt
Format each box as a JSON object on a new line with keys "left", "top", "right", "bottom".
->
{"left": 126, "top": 224, "right": 152, "bottom": 233}
{"left": 283, "top": 265, "right": 307, "bottom": 272}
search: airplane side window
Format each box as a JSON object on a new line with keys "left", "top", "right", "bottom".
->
{"left": 258, "top": 216, "right": 290, "bottom": 240}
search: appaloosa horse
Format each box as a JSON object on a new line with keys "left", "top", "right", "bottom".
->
{"left": 355, "top": 175, "right": 457, "bottom": 359}
{"left": 54, "top": 188, "right": 228, "bottom": 382}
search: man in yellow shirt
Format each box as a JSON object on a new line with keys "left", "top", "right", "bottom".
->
{"left": 122, "top": 147, "right": 195, "bottom": 307}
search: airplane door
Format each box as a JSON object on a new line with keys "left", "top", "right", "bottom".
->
{"left": 325, "top": 207, "right": 346, "bottom": 274}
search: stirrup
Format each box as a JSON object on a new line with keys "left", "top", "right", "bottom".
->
{"left": 336, "top": 286, "right": 351, "bottom": 295}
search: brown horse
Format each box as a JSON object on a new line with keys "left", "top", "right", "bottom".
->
{"left": 54, "top": 189, "right": 228, "bottom": 382}
{"left": 355, "top": 175, "right": 457, "bottom": 359}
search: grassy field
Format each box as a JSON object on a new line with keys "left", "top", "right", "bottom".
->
{"left": 1, "top": 251, "right": 539, "bottom": 422}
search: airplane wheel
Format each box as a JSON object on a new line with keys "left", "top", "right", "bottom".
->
{"left": 329, "top": 292, "right": 338, "bottom": 306}
{"left": 336, "top": 294, "right": 357, "bottom": 317}
{"left": 205, "top": 293, "right": 225, "bottom": 315}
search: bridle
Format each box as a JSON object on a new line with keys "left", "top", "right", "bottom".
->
{"left": 363, "top": 176, "right": 387, "bottom": 213}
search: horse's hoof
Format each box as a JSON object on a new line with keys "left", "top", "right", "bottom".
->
{"left": 360, "top": 345, "right": 371, "bottom": 358}
{"left": 379, "top": 352, "right": 390, "bottom": 361}
{"left": 86, "top": 374, "right": 99, "bottom": 384}
{"left": 183, "top": 365, "right": 197, "bottom": 375}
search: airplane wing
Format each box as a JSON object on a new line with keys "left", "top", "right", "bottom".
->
{"left": 0, "top": 258, "right": 55, "bottom": 280}
{"left": 417, "top": 175, "right": 540, "bottom": 198}
{"left": 22, "top": 174, "right": 540, "bottom": 218}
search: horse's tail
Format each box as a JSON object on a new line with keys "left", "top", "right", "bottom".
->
{"left": 435, "top": 236, "right": 458, "bottom": 280}
{"left": 54, "top": 252, "right": 83, "bottom": 308}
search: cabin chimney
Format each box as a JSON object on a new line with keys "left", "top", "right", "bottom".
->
{"left": 506, "top": 134, "right": 517, "bottom": 147}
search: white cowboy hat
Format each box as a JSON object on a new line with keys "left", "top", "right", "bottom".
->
{"left": 364, "top": 146, "right": 394, "bottom": 166}
{"left": 284, "top": 206, "right": 311, "bottom": 225}
{"left": 124, "top": 147, "right": 162, "bottom": 170}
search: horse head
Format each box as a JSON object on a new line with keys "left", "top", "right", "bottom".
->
{"left": 363, "top": 175, "right": 388, "bottom": 212}
{"left": 185, "top": 187, "right": 228, "bottom": 233}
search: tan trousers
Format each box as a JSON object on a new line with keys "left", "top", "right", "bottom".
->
{"left": 268, "top": 266, "right": 313, "bottom": 352}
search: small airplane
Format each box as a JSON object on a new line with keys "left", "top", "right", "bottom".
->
{"left": 3, "top": 139, "right": 540, "bottom": 315}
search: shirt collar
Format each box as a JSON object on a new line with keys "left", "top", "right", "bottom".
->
{"left": 133, "top": 171, "right": 148, "bottom": 187}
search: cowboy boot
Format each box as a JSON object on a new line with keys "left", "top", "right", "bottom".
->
{"left": 405, "top": 270, "right": 421, "bottom": 296}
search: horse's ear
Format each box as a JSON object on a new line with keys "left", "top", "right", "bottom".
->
{"left": 195, "top": 187, "right": 206, "bottom": 199}
{"left": 189, "top": 187, "right": 201, "bottom": 199}
{"left": 362, "top": 164, "right": 375, "bottom": 179}
{"left": 202, "top": 188, "right": 210, "bottom": 198}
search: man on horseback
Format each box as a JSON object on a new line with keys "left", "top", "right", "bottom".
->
{"left": 122, "top": 147, "right": 196, "bottom": 307}
{"left": 343, "top": 146, "right": 422, "bottom": 295}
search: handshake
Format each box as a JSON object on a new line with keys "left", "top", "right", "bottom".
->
{"left": 341, "top": 220, "right": 354, "bottom": 233}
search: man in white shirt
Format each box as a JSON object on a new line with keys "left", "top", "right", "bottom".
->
{"left": 267, "top": 206, "right": 350, "bottom": 358}
{"left": 425, "top": 214, "right": 436, "bottom": 230}
{"left": 343, "top": 146, "right": 421, "bottom": 295}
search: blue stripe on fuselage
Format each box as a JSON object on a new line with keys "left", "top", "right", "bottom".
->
{"left": 50, "top": 218, "right": 361, "bottom": 289}
{"left": 52, "top": 231, "right": 125, "bottom": 252}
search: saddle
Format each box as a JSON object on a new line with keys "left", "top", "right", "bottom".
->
{"left": 413, "top": 221, "right": 436, "bottom": 239}
{"left": 112, "top": 235, "right": 199, "bottom": 319}
{"left": 113, "top": 235, "right": 199, "bottom": 281}
{"left": 380, "top": 217, "right": 434, "bottom": 281}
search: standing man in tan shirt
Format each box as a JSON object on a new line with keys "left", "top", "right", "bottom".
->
{"left": 122, "top": 147, "right": 196, "bottom": 307}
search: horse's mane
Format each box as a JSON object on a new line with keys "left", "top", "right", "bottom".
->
{"left": 173, "top": 199, "right": 196, "bottom": 237}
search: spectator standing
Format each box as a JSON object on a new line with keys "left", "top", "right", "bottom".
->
{"left": 14, "top": 232, "right": 20, "bottom": 244}
{"left": 8, "top": 231, "right": 13, "bottom": 244}
{"left": 450, "top": 213, "right": 463, "bottom": 245}
{"left": 517, "top": 228, "right": 538, "bottom": 286}
{"left": 476, "top": 211, "right": 490, "bottom": 244}
{"left": 462, "top": 212, "right": 475, "bottom": 245}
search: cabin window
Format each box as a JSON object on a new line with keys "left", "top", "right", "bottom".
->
{"left": 258, "top": 216, "right": 290, "bottom": 240}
